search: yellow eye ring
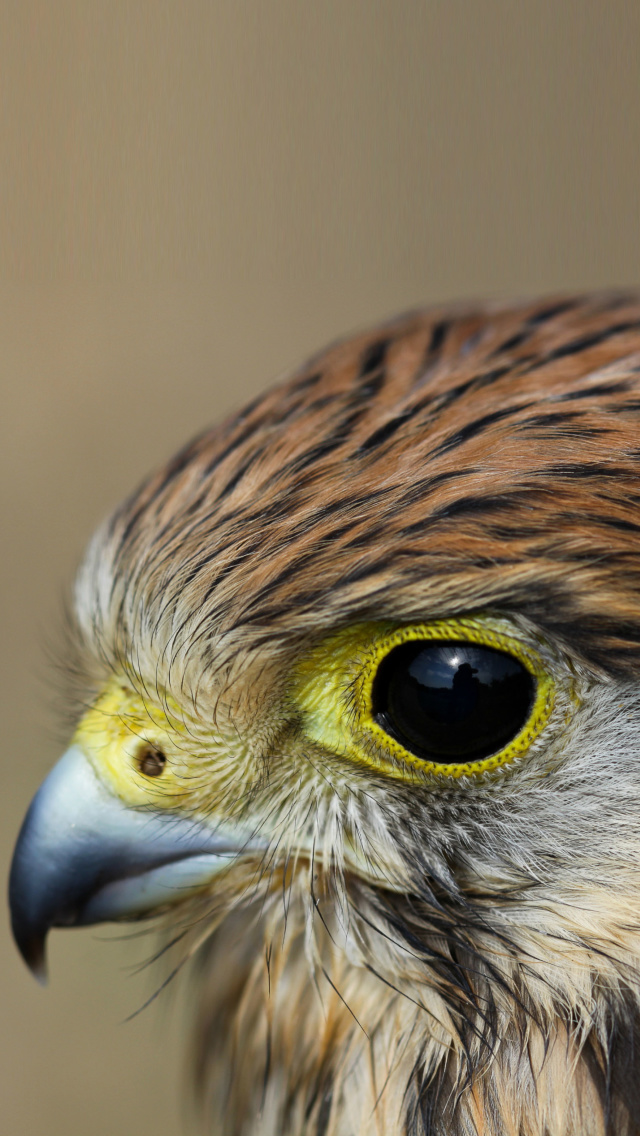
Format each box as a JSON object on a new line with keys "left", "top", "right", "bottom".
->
{"left": 351, "top": 620, "right": 554, "bottom": 779}
{"left": 292, "top": 618, "right": 555, "bottom": 781}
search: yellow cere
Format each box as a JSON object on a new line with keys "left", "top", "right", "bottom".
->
{"left": 291, "top": 618, "right": 555, "bottom": 780}
{"left": 74, "top": 677, "right": 200, "bottom": 807}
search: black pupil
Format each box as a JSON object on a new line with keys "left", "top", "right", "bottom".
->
{"left": 371, "top": 640, "right": 535, "bottom": 763}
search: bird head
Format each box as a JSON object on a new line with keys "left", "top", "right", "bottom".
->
{"left": 10, "top": 294, "right": 640, "bottom": 1134}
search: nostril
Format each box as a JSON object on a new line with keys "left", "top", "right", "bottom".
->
{"left": 136, "top": 744, "right": 166, "bottom": 778}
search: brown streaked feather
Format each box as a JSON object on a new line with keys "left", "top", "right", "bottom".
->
{"left": 86, "top": 291, "right": 640, "bottom": 679}
{"left": 70, "top": 293, "right": 640, "bottom": 1135}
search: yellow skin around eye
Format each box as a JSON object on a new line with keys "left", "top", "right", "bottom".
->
{"left": 292, "top": 619, "right": 555, "bottom": 780}
{"left": 73, "top": 678, "right": 197, "bottom": 807}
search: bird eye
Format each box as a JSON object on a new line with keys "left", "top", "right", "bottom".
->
{"left": 292, "top": 617, "right": 556, "bottom": 780}
{"left": 136, "top": 743, "right": 166, "bottom": 778}
{"left": 371, "top": 640, "right": 535, "bottom": 763}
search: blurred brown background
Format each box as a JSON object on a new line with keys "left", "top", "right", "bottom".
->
{"left": 1, "top": 3, "right": 639, "bottom": 1133}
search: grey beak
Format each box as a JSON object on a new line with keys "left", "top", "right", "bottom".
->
{"left": 9, "top": 745, "right": 265, "bottom": 982}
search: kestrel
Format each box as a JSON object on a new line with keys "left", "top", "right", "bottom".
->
{"left": 10, "top": 293, "right": 640, "bottom": 1135}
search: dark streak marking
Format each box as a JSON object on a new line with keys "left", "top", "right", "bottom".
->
{"left": 234, "top": 393, "right": 264, "bottom": 423}
{"left": 203, "top": 424, "right": 259, "bottom": 476}
{"left": 527, "top": 299, "right": 580, "bottom": 325}
{"left": 395, "top": 471, "right": 476, "bottom": 509}
{"left": 291, "top": 370, "right": 322, "bottom": 393}
{"left": 333, "top": 406, "right": 372, "bottom": 440}
{"left": 116, "top": 498, "right": 152, "bottom": 556}
{"left": 339, "top": 559, "right": 395, "bottom": 587}
{"left": 358, "top": 411, "right": 413, "bottom": 453}
{"left": 596, "top": 515, "right": 640, "bottom": 534}
{"left": 358, "top": 370, "right": 386, "bottom": 401}
{"left": 284, "top": 436, "right": 349, "bottom": 473}
{"left": 558, "top": 381, "right": 634, "bottom": 402}
{"left": 245, "top": 549, "right": 338, "bottom": 605}
{"left": 427, "top": 320, "right": 449, "bottom": 358}
{"left": 431, "top": 405, "right": 533, "bottom": 457}
{"left": 427, "top": 490, "right": 543, "bottom": 523}
{"left": 519, "top": 411, "right": 585, "bottom": 428}
{"left": 411, "top": 321, "right": 453, "bottom": 389}
{"left": 489, "top": 329, "right": 531, "bottom": 357}
{"left": 483, "top": 524, "right": 546, "bottom": 541}
{"left": 343, "top": 528, "right": 387, "bottom": 549}
{"left": 298, "top": 395, "right": 340, "bottom": 417}
{"left": 322, "top": 522, "right": 361, "bottom": 544}
{"left": 314, "top": 1086, "right": 334, "bottom": 1136}
{"left": 605, "top": 399, "right": 640, "bottom": 414}
{"left": 215, "top": 453, "right": 260, "bottom": 500}
{"left": 526, "top": 321, "right": 640, "bottom": 370}
{"left": 359, "top": 338, "right": 390, "bottom": 378}
{"left": 539, "top": 462, "right": 632, "bottom": 480}
{"left": 475, "top": 365, "right": 520, "bottom": 387}
{"left": 413, "top": 366, "right": 517, "bottom": 425}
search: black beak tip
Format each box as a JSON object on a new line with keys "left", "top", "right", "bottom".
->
{"left": 10, "top": 899, "right": 49, "bottom": 981}
{"left": 9, "top": 845, "right": 49, "bottom": 986}
{"left": 11, "top": 919, "right": 49, "bottom": 985}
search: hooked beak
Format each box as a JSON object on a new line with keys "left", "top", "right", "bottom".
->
{"left": 9, "top": 745, "right": 264, "bottom": 983}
